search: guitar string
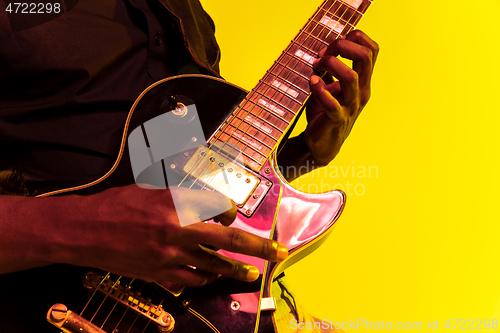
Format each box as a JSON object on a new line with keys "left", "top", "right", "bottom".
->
{"left": 98, "top": 276, "right": 136, "bottom": 330}
{"left": 145, "top": 0, "right": 360, "bottom": 311}
{"left": 189, "top": 0, "right": 361, "bottom": 196}
{"left": 342, "top": 1, "right": 368, "bottom": 36}
{"left": 166, "top": 1, "right": 339, "bottom": 207}
{"left": 93, "top": 2, "right": 366, "bottom": 330}
{"left": 169, "top": 0, "right": 367, "bottom": 204}
{"left": 81, "top": 274, "right": 142, "bottom": 331}
{"left": 163, "top": 0, "right": 362, "bottom": 260}
{"left": 174, "top": 0, "right": 345, "bottom": 194}
{"left": 124, "top": 312, "right": 142, "bottom": 333}
{"left": 113, "top": 2, "right": 367, "bottom": 331}
{"left": 70, "top": 3, "right": 368, "bottom": 332}
{"left": 100, "top": 299, "right": 122, "bottom": 331}
{"left": 213, "top": 0, "right": 365, "bottom": 171}
{"left": 207, "top": 0, "right": 347, "bottom": 157}
{"left": 80, "top": 272, "right": 112, "bottom": 316}
{"left": 161, "top": 2, "right": 369, "bottom": 331}
{"left": 87, "top": 3, "right": 369, "bottom": 332}
{"left": 187, "top": 0, "right": 362, "bottom": 189}
{"left": 137, "top": 283, "right": 165, "bottom": 333}
{"left": 204, "top": 0, "right": 340, "bottom": 166}
{"left": 141, "top": 290, "right": 222, "bottom": 333}
{"left": 119, "top": 283, "right": 158, "bottom": 333}
{"left": 88, "top": 275, "right": 126, "bottom": 323}
{"left": 112, "top": 283, "right": 160, "bottom": 332}
{"left": 100, "top": 277, "right": 150, "bottom": 332}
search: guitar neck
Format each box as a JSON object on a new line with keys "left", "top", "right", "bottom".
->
{"left": 209, "top": 0, "right": 373, "bottom": 171}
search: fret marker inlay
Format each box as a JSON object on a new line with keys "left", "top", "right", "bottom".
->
{"left": 233, "top": 131, "right": 263, "bottom": 150}
{"left": 295, "top": 50, "right": 316, "bottom": 65}
{"left": 347, "top": 0, "right": 363, "bottom": 9}
{"left": 246, "top": 115, "right": 273, "bottom": 134}
{"left": 258, "top": 99, "right": 286, "bottom": 117}
{"left": 272, "top": 80, "right": 300, "bottom": 98}
{"left": 209, "top": 0, "right": 372, "bottom": 172}
{"left": 319, "top": 16, "right": 345, "bottom": 34}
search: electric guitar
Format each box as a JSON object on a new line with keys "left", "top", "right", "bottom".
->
{"left": 1, "top": 1, "right": 372, "bottom": 332}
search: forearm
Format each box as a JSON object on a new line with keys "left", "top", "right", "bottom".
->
{"left": 0, "top": 195, "right": 91, "bottom": 274}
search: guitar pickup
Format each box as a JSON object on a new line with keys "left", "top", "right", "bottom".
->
{"left": 181, "top": 145, "right": 260, "bottom": 206}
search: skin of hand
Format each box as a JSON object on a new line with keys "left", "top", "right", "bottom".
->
{"left": 16, "top": 185, "right": 287, "bottom": 287}
{"left": 305, "top": 30, "right": 379, "bottom": 166}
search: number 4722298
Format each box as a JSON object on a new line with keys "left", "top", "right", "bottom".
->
{"left": 5, "top": 2, "right": 61, "bottom": 14}
{"left": 444, "top": 319, "right": 499, "bottom": 329}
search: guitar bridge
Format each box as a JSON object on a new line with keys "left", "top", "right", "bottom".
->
{"left": 82, "top": 271, "right": 175, "bottom": 332}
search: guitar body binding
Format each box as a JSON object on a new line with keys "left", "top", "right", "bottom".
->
{"left": 1, "top": 75, "right": 345, "bottom": 333}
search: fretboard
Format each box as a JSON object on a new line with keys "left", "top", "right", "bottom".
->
{"left": 209, "top": 0, "right": 373, "bottom": 171}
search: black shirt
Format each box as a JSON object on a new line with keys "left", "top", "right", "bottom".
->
{"left": 0, "top": 0, "right": 221, "bottom": 196}
{"left": 0, "top": 2, "right": 221, "bottom": 331}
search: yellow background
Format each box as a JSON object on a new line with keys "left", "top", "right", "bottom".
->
{"left": 201, "top": 0, "right": 500, "bottom": 331}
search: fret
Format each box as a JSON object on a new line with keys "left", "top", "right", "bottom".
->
{"left": 323, "top": 0, "right": 363, "bottom": 13}
{"left": 212, "top": 131, "right": 267, "bottom": 161}
{"left": 237, "top": 112, "right": 284, "bottom": 136}
{"left": 342, "top": 0, "right": 368, "bottom": 11}
{"left": 283, "top": 44, "right": 318, "bottom": 73}
{"left": 291, "top": 49, "right": 316, "bottom": 66}
{"left": 294, "top": 25, "right": 329, "bottom": 49}
{"left": 356, "top": 0, "right": 372, "bottom": 14}
{"left": 243, "top": 109, "right": 288, "bottom": 134}
{"left": 318, "top": 7, "right": 358, "bottom": 29}
{"left": 217, "top": 125, "right": 272, "bottom": 157}
{"left": 244, "top": 95, "right": 290, "bottom": 120}
{"left": 231, "top": 131, "right": 266, "bottom": 152}
{"left": 304, "top": 18, "right": 341, "bottom": 44}
{"left": 225, "top": 125, "right": 274, "bottom": 153}
{"left": 241, "top": 114, "right": 274, "bottom": 135}
{"left": 347, "top": 0, "right": 363, "bottom": 10}
{"left": 313, "top": 14, "right": 347, "bottom": 36}
{"left": 276, "top": 52, "right": 316, "bottom": 80}
{"left": 259, "top": 78, "right": 304, "bottom": 104}
{"left": 246, "top": 114, "right": 283, "bottom": 135}
{"left": 322, "top": 1, "right": 365, "bottom": 26}
{"left": 208, "top": 0, "right": 372, "bottom": 172}
{"left": 271, "top": 61, "right": 312, "bottom": 82}
{"left": 238, "top": 103, "right": 293, "bottom": 128}
{"left": 210, "top": 136, "right": 265, "bottom": 164}
{"left": 227, "top": 117, "right": 277, "bottom": 148}
{"left": 277, "top": 49, "right": 315, "bottom": 71}
{"left": 313, "top": 1, "right": 344, "bottom": 31}
{"left": 267, "top": 65, "right": 310, "bottom": 93}
{"left": 271, "top": 79, "right": 301, "bottom": 99}
{"left": 320, "top": 15, "right": 345, "bottom": 35}
{"left": 254, "top": 98, "right": 290, "bottom": 119}
{"left": 282, "top": 44, "right": 318, "bottom": 70}
{"left": 250, "top": 88, "right": 301, "bottom": 115}
{"left": 289, "top": 42, "right": 319, "bottom": 57}
{"left": 348, "top": 3, "right": 368, "bottom": 27}
{"left": 209, "top": 140, "right": 262, "bottom": 171}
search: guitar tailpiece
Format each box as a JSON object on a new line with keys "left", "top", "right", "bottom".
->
{"left": 47, "top": 303, "right": 107, "bottom": 333}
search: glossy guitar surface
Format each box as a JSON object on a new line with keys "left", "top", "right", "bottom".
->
{"left": 1, "top": 0, "right": 375, "bottom": 329}
{"left": 0, "top": 75, "right": 344, "bottom": 333}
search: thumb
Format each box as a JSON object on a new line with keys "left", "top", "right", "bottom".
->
{"left": 197, "top": 189, "right": 237, "bottom": 226}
